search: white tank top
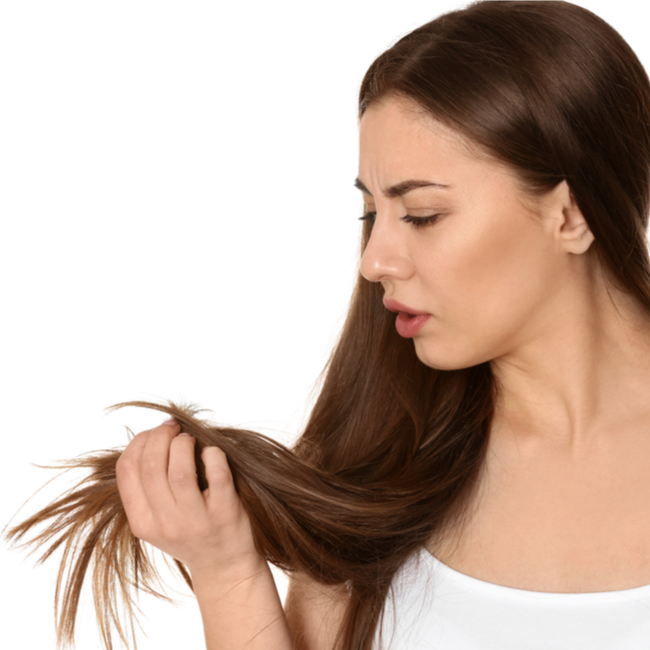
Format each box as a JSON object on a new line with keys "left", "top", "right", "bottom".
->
{"left": 375, "top": 546, "right": 650, "bottom": 649}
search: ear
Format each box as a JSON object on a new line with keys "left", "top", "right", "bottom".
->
{"left": 546, "top": 180, "right": 595, "bottom": 255}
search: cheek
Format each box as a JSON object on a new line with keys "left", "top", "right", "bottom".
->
{"left": 415, "top": 208, "right": 552, "bottom": 367}
{"left": 449, "top": 207, "right": 548, "bottom": 314}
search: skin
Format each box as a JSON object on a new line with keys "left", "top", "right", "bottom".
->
{"left": 358, "top": 97, "right": 650, "bottom": 592}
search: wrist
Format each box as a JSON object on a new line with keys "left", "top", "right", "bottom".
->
{"left": 189, "top": 552, "right": 271, "bottom": 596}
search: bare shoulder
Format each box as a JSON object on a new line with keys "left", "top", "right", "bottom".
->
{"left": 284, "top": 571, "right": 349, "bottom": 650}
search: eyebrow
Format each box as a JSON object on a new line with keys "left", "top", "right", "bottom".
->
{"left": 354, "top": 177, "right": 451, "bottom": 198}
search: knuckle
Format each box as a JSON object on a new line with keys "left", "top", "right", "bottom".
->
{"left": 207, "top": 464, "right": 233, "bottom": 489}
{"left": 169, "top": 469, "right": 197, "bottom": 488}
{"left": 140, "top": 457, "right": 159, "bottom": 480}
{"left": 115, "top": 454, "right": 134, "bottom": 476}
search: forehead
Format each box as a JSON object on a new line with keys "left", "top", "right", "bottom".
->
{"left": 358, "top": 98, "right": 509, "bottom": 191}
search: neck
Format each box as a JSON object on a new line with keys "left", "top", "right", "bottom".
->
{"left": 489, "top": 262, "right": 650, "bottom": 454}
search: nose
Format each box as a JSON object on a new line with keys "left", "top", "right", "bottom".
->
{"left": 360, "top": 213, "right": 414, "bottom": 283}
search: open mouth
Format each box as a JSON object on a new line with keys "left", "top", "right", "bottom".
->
{"left": 394, "top": 311, "right": 431, "bottom": 338}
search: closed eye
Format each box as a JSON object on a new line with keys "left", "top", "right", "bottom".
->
{"left": 400, "top": 214, "right": 442, "bottom": 228}
{"left": 358, "top": 211, "right": 442, "bottom": 229}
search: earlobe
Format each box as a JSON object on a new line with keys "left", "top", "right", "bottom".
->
{"left": 554, "top": 182, "right": 595, "bottom": 254}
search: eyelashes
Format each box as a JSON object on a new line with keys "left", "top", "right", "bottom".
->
{"left": 358, "top": 211, "right": 377, "bottom": 223}
{"left": 358, "top": 211, "right": 442, "bottom": 229}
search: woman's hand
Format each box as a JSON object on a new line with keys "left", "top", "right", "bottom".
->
{"left": 116, "top": 420, "right": 297, "bottom": 649}
{"left": 115, "top": 420, "right": 261, "bottom": 578}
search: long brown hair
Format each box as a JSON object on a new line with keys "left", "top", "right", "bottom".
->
{"left": 6, "top": 2, "right": 650, "bottom": 649}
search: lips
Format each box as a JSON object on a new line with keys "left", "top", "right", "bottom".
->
{"left": 382, "top": 298, "right": 429, "bottom": 316}
{"left": 383, "top": 298, "right": 431, "bottom": 338}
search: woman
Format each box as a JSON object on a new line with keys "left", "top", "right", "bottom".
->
{"left": 7, "top": 1, "right": 650, "bottom": 648}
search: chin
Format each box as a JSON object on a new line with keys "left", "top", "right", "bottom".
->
{"left": 413, "top": 344, "right": 458, "bottom": 371}
{"left": 413, "top": 340, "right": 484, "bottom": 372}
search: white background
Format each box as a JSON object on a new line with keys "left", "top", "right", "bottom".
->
{"left": 1, "top": 1, "right": 648, "bottom": 648}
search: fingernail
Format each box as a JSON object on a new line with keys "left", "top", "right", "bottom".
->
{"left": 163, "top": 418, "right": 178, "bottom": 425}
{"left": 178, "top": 432, "right": 191, "bottom": 437}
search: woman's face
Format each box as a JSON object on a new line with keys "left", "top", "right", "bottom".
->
{"left": 358, "top": 98, "right": 571, "bottom": 371}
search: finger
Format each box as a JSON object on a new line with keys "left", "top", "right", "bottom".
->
{"left": 167, "top": 433, "right": 205, "bottom": 513}
{"left": 138, "top": 420, "right": 182, "bottom": 513}
{"left": 116, "top": 428, "right": 154, "bottom": 532}
{"left": 201, "top": 446, "right": 242, "bottom": 515}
